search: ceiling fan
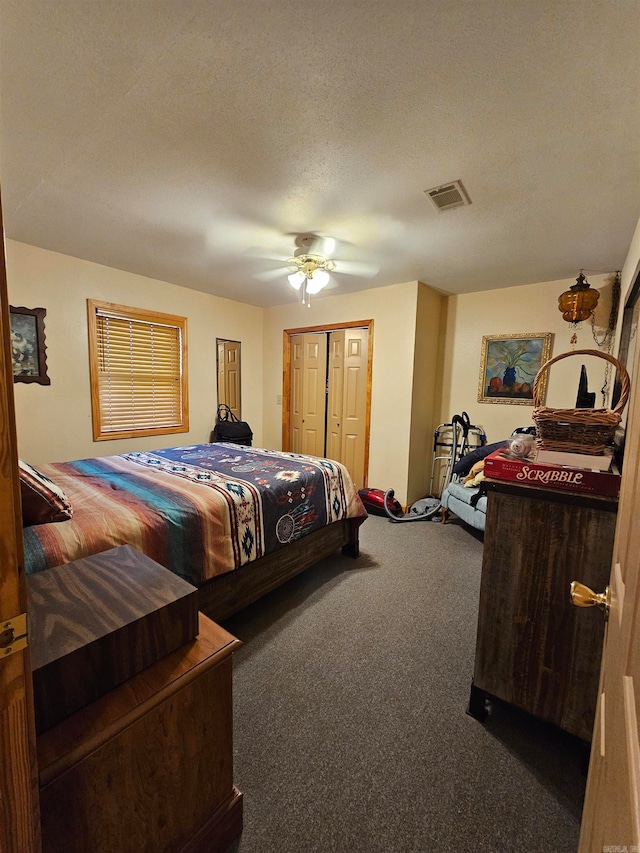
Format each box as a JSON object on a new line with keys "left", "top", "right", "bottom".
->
{"left": 253, "top": 234, "right": 379, "bottom": 306}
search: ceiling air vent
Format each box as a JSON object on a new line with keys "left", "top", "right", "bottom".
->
{"left": 424, "top": 180, "right": 471, "bottom": 212}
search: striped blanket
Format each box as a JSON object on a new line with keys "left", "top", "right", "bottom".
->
{"left": 23, "top": 443, "right": 367, "bottom": 585}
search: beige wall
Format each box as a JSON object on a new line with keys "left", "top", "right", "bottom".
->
{"left": 6, "top": 240, "right": 264, "bottom": 463}
{"left": 10, "top": 226, "right": 638, "bottom": 503}
{"left": 440, "top": 273, "right": 614, "bottom": 444}
{"left": 263, "top": 281, "right": 423, "bottom": 506}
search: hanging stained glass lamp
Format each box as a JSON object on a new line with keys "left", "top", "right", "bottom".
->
{"left": 558, "top": 272, "right": 600, "bottom": 324}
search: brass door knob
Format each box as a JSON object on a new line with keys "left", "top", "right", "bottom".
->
{"left": 570, "top": 581, "right": 610, "bottom": 619}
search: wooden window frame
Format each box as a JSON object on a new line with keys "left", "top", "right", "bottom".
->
{"left": 87, "top": 299, "right": 189, "bottom": 441}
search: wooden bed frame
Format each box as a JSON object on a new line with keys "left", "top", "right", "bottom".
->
{"left": 197, "top": 517, "right": 361, "bottom": 623}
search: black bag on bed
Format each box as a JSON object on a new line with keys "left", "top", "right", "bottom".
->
{"left": 210, "top": 404, "right": 253, "bottom": 446}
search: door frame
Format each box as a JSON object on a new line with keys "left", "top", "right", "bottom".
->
{"left": 0, "top": 195, "right": 41, "bottom": 849}
{"left": 282, "top": 319, "right": 373, "bottom": 485}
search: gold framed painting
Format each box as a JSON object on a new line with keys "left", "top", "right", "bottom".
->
{"left": 477, "top": 332, "right": 553, "bottom": 405}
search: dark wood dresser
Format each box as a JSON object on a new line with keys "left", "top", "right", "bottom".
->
{"left": 468, "top": 478, "right": 617, "bottom": 742}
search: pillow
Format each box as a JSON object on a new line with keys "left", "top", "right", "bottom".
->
{"left": 18, "top": 459, "right": 73, "bottom": 525}
{"left": 452, "top": 440, "right": 509, "bottom": 477}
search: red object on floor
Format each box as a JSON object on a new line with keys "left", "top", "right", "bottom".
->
{"left": 358, "top": 488, "right": 403, "bottom": 517}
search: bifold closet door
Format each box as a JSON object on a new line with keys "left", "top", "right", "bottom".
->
{"left": 326, "top": 330, "right": 345, "bottom": 464}
{"left": 333, "top": 327, "right": 368, "bottom": 488}
{"left": 290, "top": 333, "right": 327, "bottom": 457}
{"left": 289, "top": 328, "right": 368, "bottom": 488}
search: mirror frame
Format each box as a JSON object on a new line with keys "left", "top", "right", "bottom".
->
{"left": 216, "top": 338, "right": 242, "bottom": 418}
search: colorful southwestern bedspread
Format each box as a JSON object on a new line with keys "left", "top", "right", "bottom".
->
{"left": 22, "top": 443, "right": 367, "bottom": 585}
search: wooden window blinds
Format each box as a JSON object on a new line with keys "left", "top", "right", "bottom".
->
{"left": 87, "top": 300, "right": 189, "bottom": 441}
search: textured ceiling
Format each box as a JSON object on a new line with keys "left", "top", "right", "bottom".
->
{"left": 1, "top": 0, "right": 639, "bottom": 307}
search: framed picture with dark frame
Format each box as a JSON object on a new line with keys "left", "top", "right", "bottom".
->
{"left": 9, "top": 306, "right": 50, "bottom": 385}
{"left": 477, "top": 332, "right": 552, "bottom": 405}
{"left": 611, "top": 265, "right": 640, "bottom": 471}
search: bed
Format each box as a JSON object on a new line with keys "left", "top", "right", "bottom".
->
{"left": 21, "top": 443, "right": 367, "bottom": 622}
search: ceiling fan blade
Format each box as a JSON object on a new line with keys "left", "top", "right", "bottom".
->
{"left": 207, "top": 217, "right": 295, "bottom": 256}
{"left": 254, "top": 266, "right": 291, "bottom": 282}
{"left": 332, "top": 259, "right": 379, "bottom": 278}
{"left": 288, "top": 232, "right": 337, "bottom": 257}
{"left": 310, "top": 234, "right": 337, "bottom": 256}
{"left": 244, "top": 246, "right": 288, "bottom": 262}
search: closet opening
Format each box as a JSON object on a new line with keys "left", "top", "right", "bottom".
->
{"left": 282, "top": 320, "right": 373, "bottom": 489}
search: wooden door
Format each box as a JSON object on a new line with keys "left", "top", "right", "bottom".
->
{"left": 289, "top": 335, "right": 304, "bottom": 453}
{"left": 290, "top": 333, "right": 327, "bottom": 458}
{"left": 326, "top": 330, "right": 344, "bottom": 463}
{"left": 578, "top": 320, "right": 640, "bottom": 849}
{"left": 0, "top": 197, "right": 41, "bottom": 850}
{"left": 284, "top": 321, "right": 372, "bottom": 485}
{"left": 339, "top": 327, "right": 368, "bottom": 489}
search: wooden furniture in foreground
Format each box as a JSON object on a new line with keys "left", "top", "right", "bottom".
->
{"left": 0, "top": 207, "right": 40, "bottom": 851}
{"left": 198, "top": 516, "right": 361, "bottom": 623}
{"left": 468, "top": 478, "right": 617, "bottom": 742}
{"left": 37, "top": 613, "right": 242, "bottom": 853}
{"left": 27, "top": 545, "right": 198, "bottom": 733}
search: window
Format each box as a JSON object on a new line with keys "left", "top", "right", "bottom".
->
{"left": 87, "top": 299, "right": 188, "bottom": 441}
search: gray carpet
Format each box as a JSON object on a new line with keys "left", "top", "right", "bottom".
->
{"left": 222, "top": 515, "right": 585, "bottom": 853}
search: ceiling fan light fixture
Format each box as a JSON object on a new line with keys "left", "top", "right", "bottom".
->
{"left": 306, "top": 269, "right": 330, "bottom": 293}
{"left": 285, "top": 251, "right": 335, "bottom": 304}
{"left": 288, "top": 271, "right": 306, "bottom": 290}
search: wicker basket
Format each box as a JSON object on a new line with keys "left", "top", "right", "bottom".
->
{"left": 532, "top": 348, "right": 630, "bottom": 455}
